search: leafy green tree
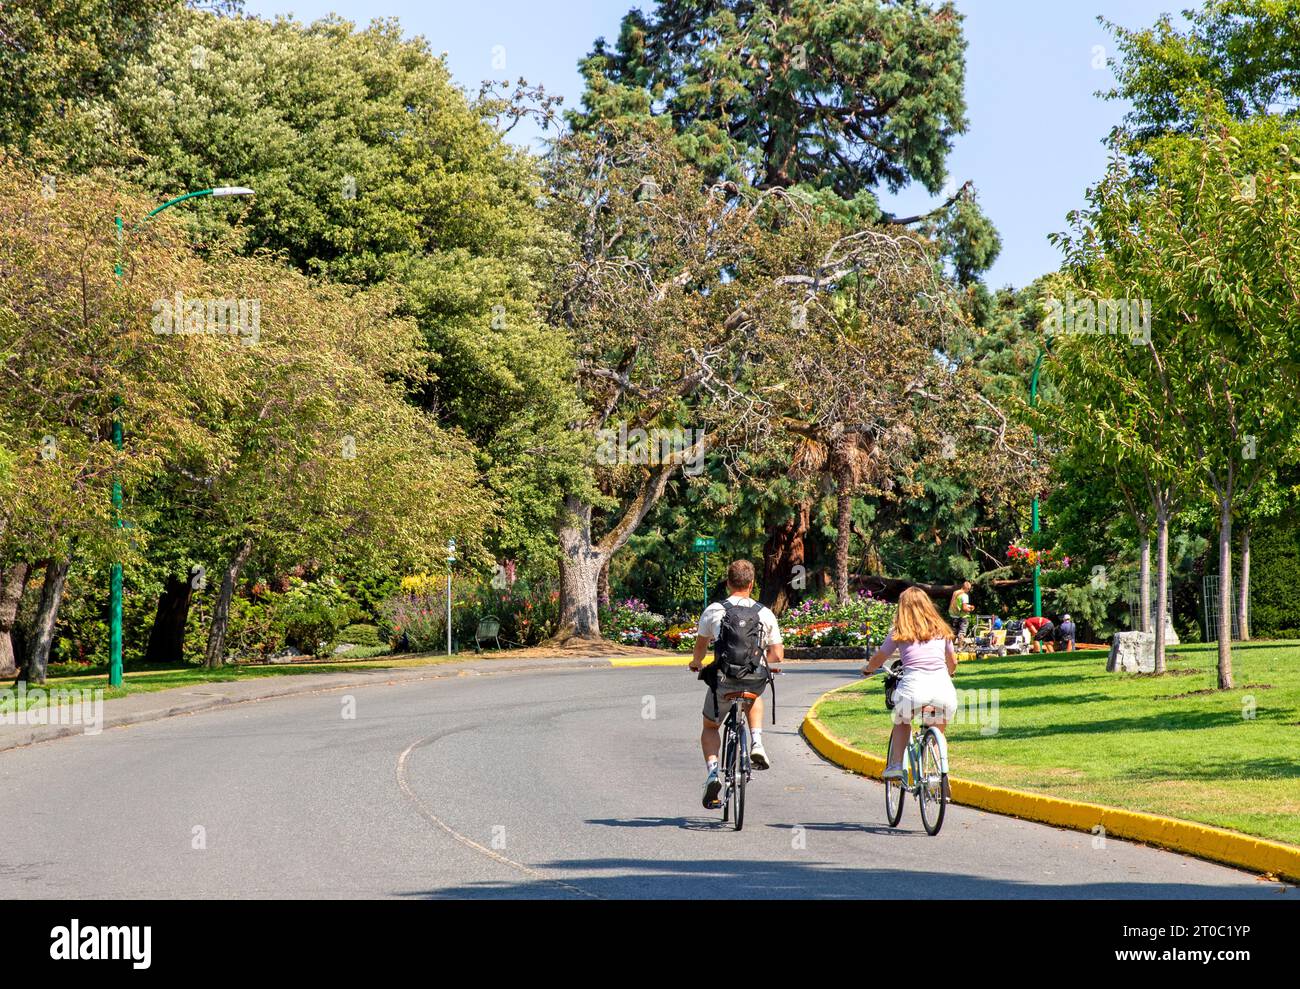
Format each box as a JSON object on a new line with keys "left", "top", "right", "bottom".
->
{"left": 575, "top": 0, "right": 1000, "bottom": 282}
{"left": 1105, "top": 0, "right": 1300, "bottom": 146}
{"left": 1055, "top": 103, "right": 1300, "bottom": 687}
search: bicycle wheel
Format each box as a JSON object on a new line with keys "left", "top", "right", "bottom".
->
{"left": 884, "top": 732, "right": 904, "bottom": 827}
{"left": 917, "top": 729, "right": 947, "bottom": 836}
{"left": 720, "top": 725, "right": 734, "bottom": 823}
{"left": 733, "top": 723, "right": 748, "bottom": 832}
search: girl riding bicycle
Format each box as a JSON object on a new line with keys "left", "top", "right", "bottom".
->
{"left": 861, "top": 586, "right": 959, "bottom": 781}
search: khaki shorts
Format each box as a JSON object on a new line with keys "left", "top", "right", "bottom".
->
{"left": 703, "top": 675, "right": 768, "bottom": 723}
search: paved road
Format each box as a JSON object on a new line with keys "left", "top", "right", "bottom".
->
{"left": 0, "top": 662, "right": 1287, "bottom": 898}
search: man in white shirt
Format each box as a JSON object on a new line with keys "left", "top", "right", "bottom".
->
{"left": 688, "top": 559, "right": 784, "bottom": 809}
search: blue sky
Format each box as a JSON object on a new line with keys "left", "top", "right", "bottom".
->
{"left": 243, "top": 0, "right": 1186, "bottom": 290}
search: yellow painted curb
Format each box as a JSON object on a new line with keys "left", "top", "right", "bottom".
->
{"left": 802, "top": 686, "right": 1300, "bottom": 884}
{"left": 607, "top": 656, "right": 693, "bottom": 668}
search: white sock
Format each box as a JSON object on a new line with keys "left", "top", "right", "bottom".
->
{"left": 752, "top": 729, "right": 763, "bottom": 745}
{"left": 706, "top": 756, "right": 718, "bottom": 772}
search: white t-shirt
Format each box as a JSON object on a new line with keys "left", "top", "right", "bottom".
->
{"left": 696, "top": 596, "right": 783, "bottom": 647}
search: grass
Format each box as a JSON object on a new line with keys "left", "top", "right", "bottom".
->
{"left": 0, "top": 650, "right": 473, "bottom": 714}
{"left": 814, "top": 640, "right": 1300, "bottom": 846}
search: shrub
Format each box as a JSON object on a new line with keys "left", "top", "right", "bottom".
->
{"left": 277, "top": 578, "right": 354, "bottom": 657}
{"left": 338, "top": 623, "right": 382, "bottom": 647}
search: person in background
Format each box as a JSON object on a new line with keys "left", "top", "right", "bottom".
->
{"left": 1024, "top": 614, "right": 1051, "bottom": 653}
{"left": 991, "top": 614, "right": 1004, "bottom": 631}
{"left": 948, "top": 580, "right": 975, "bottom": 639}
{"left": 1056, "top": 614, "right": 1077, "bottom": 652}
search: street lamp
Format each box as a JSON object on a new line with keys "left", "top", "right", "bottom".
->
{"left": 1028, "top": 338, "right": 1052, "bottom": 619}
{"left": 109, "top": 186, "right": 255, "bottom": 687}
{"left": 445, "top": 539, "right": 457, "bottom": 656}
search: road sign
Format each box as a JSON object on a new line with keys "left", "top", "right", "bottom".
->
{"left": 692, "top": 537, "right": 717, "bottom": 553}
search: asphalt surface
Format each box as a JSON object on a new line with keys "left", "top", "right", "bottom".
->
{"left": 0, "top": 661, "right": 1288, "bottom": 899}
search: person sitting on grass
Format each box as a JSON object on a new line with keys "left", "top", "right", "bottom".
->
{"left": 861, "top": 587, "right": 959, "bottom": 782}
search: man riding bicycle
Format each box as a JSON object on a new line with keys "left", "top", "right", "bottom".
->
{"left": 689, "top": 560, "right": 783, "bottom": 810}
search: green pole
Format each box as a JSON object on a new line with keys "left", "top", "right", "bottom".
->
{"left": 108, "top": 187, "right": 253, "bottom": 687}
{"left": 110, "top": 215, "right": 124, "bottom": 687}
{"left": 703, "top": 552, "right": 709, "bottom": 612}
{"left": 1030, "top": 348, "right": 1047, "bottom": 619}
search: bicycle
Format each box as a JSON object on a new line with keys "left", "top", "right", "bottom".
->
{"left": 867, "top": 662, "right": 950, "bottom": 836}
{"left": 716, "top": 670, "right": 779, "bottom": 831}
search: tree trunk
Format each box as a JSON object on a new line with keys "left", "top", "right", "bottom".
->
{"left": 0, "top": 563, "right": 30, "bottom": 677}
{"left": 205, "top": 539, "right": 253, "bottom": 669}
{"left": 1153, "top": 503, "right": 1169, "bottom": 675}
{"left": 556, "top": 496, "right": 605, "bottom": 640}
{"left": 27, "top": 559, "right": 70, "bottom": 685}
{"left": 145, "top": 574, "right": 193, "bottom": 664}
{"left": 760, "top": 501, "right": 811, "bottom": 615}
{"left": 596, "top": 557, "right": 611, "bottom": 610}
{"left": 1216, "top": 499, "right": 1234, "bottom": 689}
{"left": 1238, "top": 527, "right": 1251, "bottom": 642}
{"left": 1138, "top": 533, "right": 1151, "bottom": 633}
{"left": 833, "top": 452, "right": 854, "bottom": 604}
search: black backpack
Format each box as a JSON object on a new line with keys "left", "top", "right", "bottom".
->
{"left": 713, "top": 600, "right": 767, "bottom": 680}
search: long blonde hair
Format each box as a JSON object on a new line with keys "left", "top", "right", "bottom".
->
{"left": 892, "top": 587, "right": 954, "bottom": 643}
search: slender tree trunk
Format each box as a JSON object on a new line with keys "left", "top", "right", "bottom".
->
{"left": 760, "top": 501, "right": 810, "bottom": 615}
{"left": 27, "top": 559, "right": 70, "bottom": 685}
{"left": 833, "top": 486, "right": 853, "bottom": 605}
{"left": 145, "top": 574, "right": 193, "bottom": 664}
{"left": 1238, "top": 527, "right": 1251, "bottom": 642}
{"left": 205, "top": 539, "right": 253, "bottom": 669}
{"left": 556, "top": 496, "right": 604, "bottom": 640}
{"left": 1216, "top": 498, "right": 1234, "bottom": 689}
{"left": 0, "top": 563, "right": 30, "bottom": 677}
{"left": 1138, "top": 533, "right": 1152, "bottom": 633}
{"left": 1154, "top": 504, "right": 1169, "bottom": 675}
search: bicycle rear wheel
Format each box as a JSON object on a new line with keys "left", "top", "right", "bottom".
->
{"left": 733, "top": 724, "right": 748, "bottom": 831}
{"left": 917, "top": 729, "right": 947, "bottom": 836}
{"left": 884, "top": 732, "right": 904, "bottom": 827}
{"left": 720, "top": 725, "right": 735, "bottom": 823}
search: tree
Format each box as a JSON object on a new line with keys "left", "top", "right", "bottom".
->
{"left": 1105, "top": 0, "right": 1300, "bottom": 147}
{"left": 577, "top": 0, "right": 968, "bottom": 197}
{"left": 540, "top": 127, "right": 954, "bottom": 637}
{"left": 1055, "top": 104, "right": 1300, "bottom": 686}
{"left": 26, "top": 6, "right": 579, "bottom": 577}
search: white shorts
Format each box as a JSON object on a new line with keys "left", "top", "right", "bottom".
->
{"left": 892, "top": 669, "right": 958, "bottom": 724}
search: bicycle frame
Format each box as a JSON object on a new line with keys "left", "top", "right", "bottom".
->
{"left": 720, "top": 698, "right": 752, "bottom": 791}
{"left": 898, "top": 718, "right": 949, "bottom": 791}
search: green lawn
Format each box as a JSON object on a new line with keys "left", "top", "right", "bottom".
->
{"left": 0, "top": 650, "right": 465, "bottom": 714}
{"left": 814, "top": 641, "right": 1300, "bottom": 846}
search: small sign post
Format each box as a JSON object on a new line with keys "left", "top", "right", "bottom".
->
{"left": 692, "top": 537, "right": 717, "bottom": 612}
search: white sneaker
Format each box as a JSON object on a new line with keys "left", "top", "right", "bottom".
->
{"left": 702, "top": 767, "right": 722, "bottom": 809}
{"left": 750, "top": 739, "right": 771, "bottom": 770}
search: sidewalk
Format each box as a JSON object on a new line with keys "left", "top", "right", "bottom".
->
{"left": 0, "top": 655, "right": 627, "bottom": 753}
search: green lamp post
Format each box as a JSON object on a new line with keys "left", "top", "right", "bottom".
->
{"left": 1028, "top": 340, "right": 1052, "bottom": 619}
{"left": 109, "top": 187, "right": 254, "bottom": 687}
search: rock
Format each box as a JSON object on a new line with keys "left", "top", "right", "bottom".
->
{"left": 1107, "top": 631, "right": 1155, "bottom": 673}
{"left": 1162, "top": 614, "right": 1180, "bottom": 646}
{"left": 333, "top": 643, "right": 356, "bottom": 656}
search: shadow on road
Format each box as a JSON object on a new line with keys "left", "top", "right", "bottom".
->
{"left": 398, "top": 856, "right": 1284, "bottom": 900}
